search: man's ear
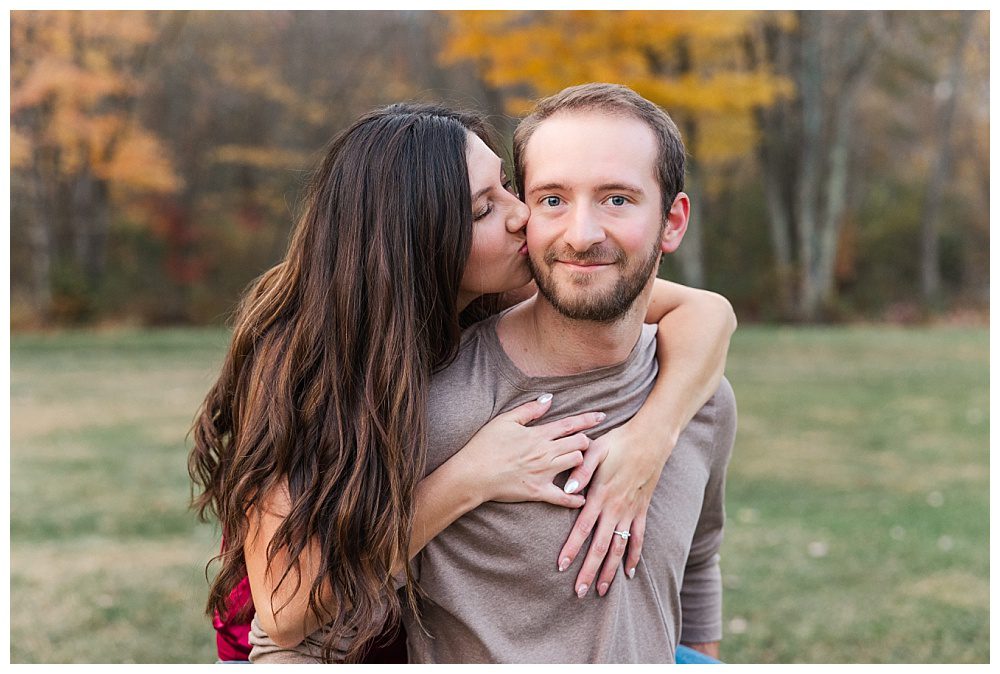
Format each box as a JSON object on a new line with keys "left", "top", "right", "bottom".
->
{"left": 660, "top": 192, "right": 690, "bottom": 254}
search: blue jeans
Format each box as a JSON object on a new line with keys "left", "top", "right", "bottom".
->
{"left": 676, "top": 645, "right": 722, "bottom": 664}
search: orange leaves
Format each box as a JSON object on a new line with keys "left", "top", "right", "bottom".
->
{"left": 99, "top": 129, "right": 183, "bottom": 193}
{"left": 11, "top": 10, "right": 178, "bottom": 194}
{"left": 209, "top": 145, "right": 312, "bottom": 171}
{"left": 11, "top": 57, "right": 128, "bottom": 112}
{"left": 439, "top": 10, "right": 794, "bottom": 163}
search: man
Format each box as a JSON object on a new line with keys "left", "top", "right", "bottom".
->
{"left": 404, "top": 83, "right": 737, "bottom": 663}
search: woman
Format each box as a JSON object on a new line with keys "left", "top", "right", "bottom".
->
{"left": 189, "top": 103, "right": 735, "bottom": 663}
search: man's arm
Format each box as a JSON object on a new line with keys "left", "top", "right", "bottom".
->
{"left": 682, "top": 641, "right": 721, "bottom": 660}
{"left": 679, "top": 378, "right": 737, "bottom": 658}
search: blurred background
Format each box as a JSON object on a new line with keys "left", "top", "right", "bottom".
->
{"left": 9, "top": 10, "right": 989, "bottom": 663}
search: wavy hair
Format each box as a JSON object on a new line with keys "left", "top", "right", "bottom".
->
{"left": 189, "top": 103, "right": 499, "bottom": 662}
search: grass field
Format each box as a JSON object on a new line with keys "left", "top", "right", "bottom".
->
{"left": 10, "top": 325, "right": 989, "bottom": 663}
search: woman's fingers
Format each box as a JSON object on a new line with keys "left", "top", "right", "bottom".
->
{"left": 537, "top": 411, "right": 605, "bottom": 439}
{"left": 538, "top": 483, "right": 586, "bottom": 509}
{"left": 550, "top": 432, "right": 590, "bottom": 456}
{"left": 595, "top": 519, "right": 632, "bottom": 596}
{"left": 500, "top": 393, "right": 555, "bottom": 425}
{"left": 623, "top": 513, "right": 646, "bottom": 580}
{"left": 573, "top": 515, "right": 619, "bottom": 598}
{"left": 561, "top": 438, "right": 607, "bottom": 495}
{"left": 549, "top": 448, "right": 585, "bottom": 474}
{"left": 556, "top": 500, "right": 599, "bottom": 573}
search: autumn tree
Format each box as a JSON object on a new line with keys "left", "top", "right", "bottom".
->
{"left": 439, "top": 10, "right": 792, "bottom": 287}
{"left": 912, "top": 12, "right": 980, "bottom": 306}
{"left": 132, "top": 10, "right": 464, "bottom": 322}
{"left": 11, "top": 11, "right": 472, "bottom": 325}
{"left": 746, "top": 12, "right": 888, "bottom": 320}
{"left": 754, "top": 10, "right": 988, "bottom": 320}
{"left": 11, "top": 10, "right": 183, "bottom": 322}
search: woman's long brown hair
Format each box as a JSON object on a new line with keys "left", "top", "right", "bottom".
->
{"left": 188, "top": 103, "right": 499, "bottom": 662}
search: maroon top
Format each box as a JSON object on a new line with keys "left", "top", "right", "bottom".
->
{"left": 213, "top": 572, "right": 407, "bottom": 663}
{"left": 214, "top": 576, "right": 253, "bottom": 661}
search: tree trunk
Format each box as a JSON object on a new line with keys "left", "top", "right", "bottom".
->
{"left": 920, "top": 12, "right": 975, "bottom": 306}
{"left": 795, "top": 11, "right": 824, "bottom": 320}
{"left": 758, "top": 104, "right": 796, "bottom": 319}
{"left": 752, "top": 17, "right": 797, "bottom": 320}
{"left": 26, "top": 166, "right": 54, "bottom": 320}
{"left": 814, "top": 108, "right": 851, "bottom": 310}
{"left": 813, "top": 15, "right": 874, "bottom": 311}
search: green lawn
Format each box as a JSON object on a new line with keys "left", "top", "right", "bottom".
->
{"left": 10, "top": 325, "right": 989, "bottom": 663}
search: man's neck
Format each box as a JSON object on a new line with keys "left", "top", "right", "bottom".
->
{"left": 496, "top": 292, "right": 648, "bottom": 377}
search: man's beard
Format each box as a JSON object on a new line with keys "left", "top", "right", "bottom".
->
{"left": 529, "top": 239, "right": 661, "bottom": 323}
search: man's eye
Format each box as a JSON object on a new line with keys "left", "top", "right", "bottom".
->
{"left": 544, "top": 196, "right": 562, "bottom": 207}
{"left": 608, "top": 195, "right": 627, "bottom": 206}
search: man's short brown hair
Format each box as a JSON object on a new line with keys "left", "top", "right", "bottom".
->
{"left": 513, "top": 82, "right": 686, "bottom": 217}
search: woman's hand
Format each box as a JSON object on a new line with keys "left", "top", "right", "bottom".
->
{"left": 554, "top": 423, "right": 671, "bottom": 597}
{"left": 408, "top": 394, "right": 604, "bottom": 566}
{"left": 462, "top": 393, "right": 605, "bottom": 508}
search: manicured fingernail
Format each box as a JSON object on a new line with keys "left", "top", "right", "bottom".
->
{"left": 595, "top": 412, "right": 607, "bottom": 421}
{"left": 628, "top": 567, "right": 636, "bottom": 579}
{"left": 558, "top": 557, "right": 570, "bottom": 572}
{"left": 598, "top": 582, "right": 609, "bottom": 596}
{"left": 564, "top": 479, "right": 579, "bottom": 494}
{"left": 576, "top": 584, "right": 588, "bottom": 598}
{"left": 537, "top": 393, "right": 553, "bottom": 404}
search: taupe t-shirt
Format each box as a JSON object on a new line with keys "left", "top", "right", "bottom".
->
{"left": 404, "top": 311, "right": 737, "bottom": 663}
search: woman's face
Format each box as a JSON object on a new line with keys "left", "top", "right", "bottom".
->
{"left": 458, "top": 132, "right": 531, "bottom": 310}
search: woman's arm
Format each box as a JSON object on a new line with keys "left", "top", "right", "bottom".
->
{"left": 555, "top": 279, "right": 736, "bottom": 597}
{"left": 246, "top": 395, "right": 604, "bottom": 648}
{"left": 408, "top": 394, "right": 602, "bottom": 557}
{"left": 244, "top": 483, "right": 333, "bottom": 649}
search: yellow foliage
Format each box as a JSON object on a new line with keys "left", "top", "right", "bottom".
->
{"left": 439, "top": 10, "right": 794, "bottom": 163}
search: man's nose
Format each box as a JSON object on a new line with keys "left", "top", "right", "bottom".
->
{"left": 563, "top": 204, "right": 606, "bottom": 252}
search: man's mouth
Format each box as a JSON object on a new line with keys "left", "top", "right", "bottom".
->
{"left": 556, "top": 260, "right": 613, "bottom": 271}
{"left": 518, "top": 242, "right": 528, "bottom": 256}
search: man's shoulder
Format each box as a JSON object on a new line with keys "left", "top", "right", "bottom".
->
{"left": 678, "top": 377, "right": 736, "bottom": 468}
{"left": 709, "top": 377, "right": 736, "bottom": 417}
{"left": 434, "top": 316, "right": 498, "bottom": 380}
{"left": 704, "top": 376, "right": 737, "bottom": 463}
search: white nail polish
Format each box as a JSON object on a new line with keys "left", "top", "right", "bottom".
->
{"left": 537, "top": 393, "right": 553, "bottom": 404}
{"left": 576, "top": 584, "right": 588, "bottom": 598}
{"left": 564, "top": 479, "right": 579, "bottom": 494}
{"left": 599, "top": 583, "right": 609, "bottom": 596}
{"left": 558, "top": 557, "right": 570, "bottom": 572}
{"left": 628, "top": 567, "right": 636, "bottom": 579}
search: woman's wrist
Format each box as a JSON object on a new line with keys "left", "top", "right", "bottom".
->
{"left": 620, "top": 407, "right": 682, "bottom": 468}
{"left": 439, "top": 450, "right": 491, "bottom": 511}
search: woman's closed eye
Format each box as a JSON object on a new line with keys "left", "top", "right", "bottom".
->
{"left": 474, "top": 203, "right": 493, "bottom": 221}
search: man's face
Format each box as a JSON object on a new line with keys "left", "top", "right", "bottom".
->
{"left": 520, "top": 111, "right": 674, "bottom": 322}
